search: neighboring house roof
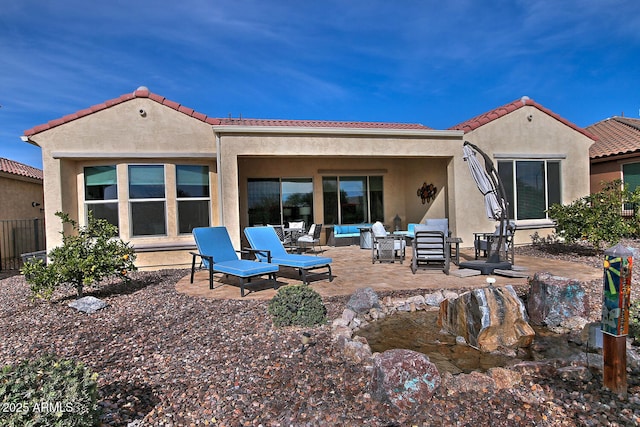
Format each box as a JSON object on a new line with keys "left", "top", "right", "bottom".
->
{"left": 0, "top": 157, "right": 43, "bottom": 181}
{"left": 586, "top": 116, "right": 640, "bottom": 160}
{"left": 23, "top": 87, "right": 430, "bottom": 137}
{"left": 449, "top": 96, "right": 596, "bottom": 141}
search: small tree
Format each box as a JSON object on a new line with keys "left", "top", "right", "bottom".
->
{"left": 21, "top": 211, "right": 137, "bottom": 300}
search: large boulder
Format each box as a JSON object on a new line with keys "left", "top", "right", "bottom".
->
{"left": 346, "top": 287, "right": 380, "bottom": 314}
{"left": 371, "top": 349, "right": 441, "bottom": 411}
{"left": 438, "top": 285, "right": 534, "bottom": 352}
{"left": 527, "top": 272, "right": 590, "bottom": 327}
{"left": 68, "top": 296, "right": 107, "bottom": 314}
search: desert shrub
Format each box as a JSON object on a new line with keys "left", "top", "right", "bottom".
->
{"left": 21, "top": 211, "right": 137, "bottom": 300}
{"left": 547, "top": 180, "right": 640, "bottom": 250}
{"left": 268, "top": 284, "right": 327, "bottom": 327}
{"left": 0, "top": 354, "right": 100, "bottom": 426}
{"left": 630, "top": 299, "right": 640, "bottom": 344}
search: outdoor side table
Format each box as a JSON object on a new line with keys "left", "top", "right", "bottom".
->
{"left": 446, "top": 236, "right": 463, "bottom": 266}
{"left": 358, "top": 226, "right": 372, "bottom": 249}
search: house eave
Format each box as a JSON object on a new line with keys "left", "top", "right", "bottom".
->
{"left": 212, "top": 125, "right": 464, "bottom": 139}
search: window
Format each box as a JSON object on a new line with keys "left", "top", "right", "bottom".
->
{"left": 623, "top": 163, "right": 640, "bottom": 192}
{"left": 129, "top": 165, "right": 166, "bottom": 236}
{"left": 322, "top": 176, "right": 383, "bottom": 224}
{"left": 84, "top": 166, "right": 119, "bottom": 227}
{"left": 176, "top": 165, "right": 210, "bottom": 233}
{"left": 247, "top": 178, "right": 313, "bottom": 226}
{"left": 498, "top": 160, "right": 560, "bottom": 220}
{"left": 282, "top": 179, "right": 313, "bottom": 225}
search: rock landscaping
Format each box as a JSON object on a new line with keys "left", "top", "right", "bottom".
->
{"left": 0, "top": 241, "right": 639, "bottom": 425}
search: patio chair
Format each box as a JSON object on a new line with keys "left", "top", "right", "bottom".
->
{"left": 297, "top": 223, "right": 323, "bottom": 254}
{"left": 371, "top": 221, "right": 405, "bottom": 263}
{"left": 190, "top": 226, "right": 279, "bottom": 297}
{"left": 474, "top": 220, "right": 517, "bottom": 263}
{"left": 267, "top": 224, "right": 287, "bottom": 244}
{"left": 244, "top": 226, "right": 333, "bottom": 285}
{"left": 284, "top": 220, "right": 306, "bottom": 250}
{"left": 411, "top": 224, "right": 450, "bottom": 274}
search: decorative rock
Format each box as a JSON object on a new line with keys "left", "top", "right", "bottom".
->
{"left": 443, "top": 371, "right": 495, "bottom": 395}
{"left": 331, "top": 326, "right": 352, "bottom": 342}
{"left": 557, "top": 365, "right": 593, "bottom": 382}
{"left": 527, "top": 272, "right": 590, "bottom": 327}
{"left": 68, "top": 296, "right": 107, "bottom": 313}
{"left": 549, "top": 316, "right": 590, "bottom": 334}
{"left": 346, "top": 287, "right": 380, "bottom": 314}
{"left": 406, "top": 295, "right": 425, "bottom": 307}
{"left": 424, "top": 291, "right": 445, "bottom": 306}
{"left": 343, "top": 340, "right": 372, "bottom": 364}
{"left": 438, "top": 285, "right": 534, "bottom": 352}
{"left": 341, "top": 308, "right": 356, "bottom": 323}
{"left": 442, "top": 290, "right": 459, "bottom": 300}
{"left": 511, "top": 360, "right": 559, "bottom": 377}
{"left": 371, "top": 349, "right": 441, "bottom": 411}
{"left": 332, "top": 317, "right": 349, "bottom": 328}
{"left": 487, "top": 367, "right": 522, "bottom": 389}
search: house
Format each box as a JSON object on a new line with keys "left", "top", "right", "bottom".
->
{"left": 21, "top": 88, "right": 594, "bottom": 270}
{"left": 449, "top": 96, "right": 595, "bottom": 244}
{"left": 586, "top": 116, "right": 640, "bottom": 194}
{"left": 0, "top": 158, "right": 45, "bottom": 269}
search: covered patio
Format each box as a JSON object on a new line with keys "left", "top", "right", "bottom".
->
{"left": 176, "top": 245, "right": 601, "bottom": 300}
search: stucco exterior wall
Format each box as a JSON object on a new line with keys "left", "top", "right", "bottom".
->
{"left": 237, "top": 156, "right": 450, "bottom": 242}
{"left": 24, "top": 94, "right": 594, "bottom": 270}
{"left": 217, "top": 129, "right": 462, "bottom": 246}
{"left": 27, "top": 98, "right": 217, "bottom": 269}
{"left": 0, "top": 175, "right": 44, "bottom": 221}
{"left": 590, "top": 160, "right": 622, "bottom": 193}
{"left": 453, "top": 106, "right": 593, "bottom": 246}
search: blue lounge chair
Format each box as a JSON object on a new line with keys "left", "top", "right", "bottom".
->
{"left": 191, "top": 226, "right": 279, "bottom": 297}
{"left": 244, "top": 226, "right": 333, "bottom": 285}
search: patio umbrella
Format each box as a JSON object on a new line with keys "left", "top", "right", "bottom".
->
{"left": 462, "top": 143, "right": 503, "bottom": 220}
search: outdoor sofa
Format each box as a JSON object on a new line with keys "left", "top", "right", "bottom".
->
{"left": 327, "top": 223, "right": 372, "bottom": 246}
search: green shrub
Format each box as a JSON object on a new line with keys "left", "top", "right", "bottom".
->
{"left": 547, "top": 180, "right": 640, "bottom": 250}
{"left": 21, "top": 211, "right": 137, "bottom": 300}
{"left": 629, "top": 299, "right": 640, "bottom": 344}
{"left": 0, "top": 355, "right": 100, "bottom": 426}
{"left": 268, "top": 284, "right": 327, "bottom": 327}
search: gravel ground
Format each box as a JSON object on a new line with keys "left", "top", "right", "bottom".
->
{"left": 1, "top": 242, "right": 640, "bottom": 426}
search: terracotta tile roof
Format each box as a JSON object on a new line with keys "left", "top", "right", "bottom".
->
{"left": 216, "top": 117, "right": 431, "bottom": 129}
{"left": 0, "top": 157, "right": 43, "bottom": 180}
{"left": 586, "top": 116, "right": 640, "bottom": 159}
{"left": 449, "top": 96, "right": 596, "bottom": 141}
{"left": 23, "top": 87, "right": 223, "bottom": 136}
{"left": 23, "top": 87, "right": 430, "bottom": 137}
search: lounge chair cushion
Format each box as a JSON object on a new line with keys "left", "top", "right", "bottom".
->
{"left": 212, "top": 259, "right": 279, "bottom": 278}
{"left": 245, "top": 226, "right": 332, "bottom": 266}
{"left": 425, "top": 218, "right": 449, "bottom": 236}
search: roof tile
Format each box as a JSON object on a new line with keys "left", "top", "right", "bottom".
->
{"left": 449, "top": 96, "right": 596, "bottom": 141}
{"left": 586, "top": 117, "right": 640, "bottom": 159}
{"left": 23, "top": 87, "right": 431, "bottom": 136}
{"left": 0, "top": 157, "right": 43, "bottom": 180}
{"left": 215, "top": 117, "right": 430, "bottom": 129}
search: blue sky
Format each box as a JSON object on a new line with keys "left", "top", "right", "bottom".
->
{"left": 1, "top": 0, "right": 639, "bottom": 169}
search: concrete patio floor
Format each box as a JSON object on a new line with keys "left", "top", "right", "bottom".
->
{"left": 175, "top": 245, "right": 602, "bottom": 301}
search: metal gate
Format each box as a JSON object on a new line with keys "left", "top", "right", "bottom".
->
{"left": 0, "top": 218, "right": 46, "bottom": 271}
